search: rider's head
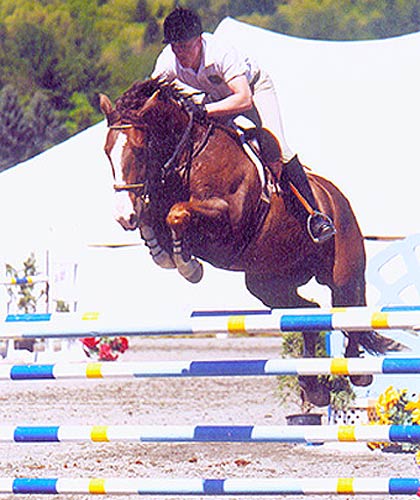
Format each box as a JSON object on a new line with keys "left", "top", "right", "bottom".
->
{"left": 163, "top": 8, "right": 203, "bottom": 70}
{"left": 163, "top": 7, "right": 203, "bottom": 44}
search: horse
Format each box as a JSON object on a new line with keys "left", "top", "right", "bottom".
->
{"left": 99, "top": 78, "right": 398, "bottom": 407}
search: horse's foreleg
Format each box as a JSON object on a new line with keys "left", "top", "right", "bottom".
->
{"left": 167, "top": 198, "right": 231, "bottom": 284}
{"left": 138, "top": 223, "right": 176, "bottom": 269}
{"left": 172, "top": 230, "right": 204, "bottom": 283}
{"left": 166, "top": 203, "right": 203, "bottom": 283}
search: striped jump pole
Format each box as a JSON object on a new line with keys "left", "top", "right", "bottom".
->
{"left": 0, "top": 276, "right": 48, "bottom": 286}
{"left": 0, "top": 305, "right": 420, "bottom": 339}
{"left": 2, "top": 357, "right": 420, "bottom": 381}
{"left": 1, "top": 477, "right": 419, "bottom": 495}
{"left": 2, "top": 424, "right": 420, "bottom": 444}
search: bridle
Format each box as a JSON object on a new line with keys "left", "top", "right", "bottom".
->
{"left": 107, "top": 102, "right": 213, "bottom": 194}
{"left": 106, "top": 124, "right": 147, "bottom": 193}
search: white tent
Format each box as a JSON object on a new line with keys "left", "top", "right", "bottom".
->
{"left": 215, "top": 18, "right": 420, "bottom": 238}
{"left": 0, "top": 18, "right": 419, "bottom": 317}
{"left": 0, "top": 122, "right": 260, "bottom": 316}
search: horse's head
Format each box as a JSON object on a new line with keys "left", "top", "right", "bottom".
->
{"left": 100, "top": 79, "right": 189, "bottom": 231}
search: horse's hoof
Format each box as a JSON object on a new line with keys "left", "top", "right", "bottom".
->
{"left": 349, "top": 374, "right": 373, "bottom": 387}
{"left": 177, "top": 259, "right": 204, "bottom": 283}
{"left": 152, "top": 252, "right": 176, "bottom": 269}
{"left": 298, "top": 376, "right": 331, "bottom": 407}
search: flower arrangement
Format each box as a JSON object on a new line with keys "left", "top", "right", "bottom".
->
{"left": 81, "top": 336, "right": 129, "bottom": 361}
{"left": 368, "top": 385, "right": 420, "bottom": 454}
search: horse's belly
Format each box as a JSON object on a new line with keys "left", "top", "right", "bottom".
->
{"left": 241, "top": 228, "right": 325, "bottom": 278}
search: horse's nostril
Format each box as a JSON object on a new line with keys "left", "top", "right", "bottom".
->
{"left": 129, "top": 214, "right": 138, "bottom": 227}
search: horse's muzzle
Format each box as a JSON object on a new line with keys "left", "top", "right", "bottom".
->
{"left": 116, "top": 214, "right": 139, "bottom": 231}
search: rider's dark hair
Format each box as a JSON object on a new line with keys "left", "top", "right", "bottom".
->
{"left": 163, "top": 7, "right": 202, "bottom": 44}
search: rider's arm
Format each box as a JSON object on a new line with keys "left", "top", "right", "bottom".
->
{"left": 151, "top": 45, "right": 177, "bottom": 82}
{"left": 204, "top": 75, "right": 253, "bottom": 118}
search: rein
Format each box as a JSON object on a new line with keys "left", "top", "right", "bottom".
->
{"left": 108, "top": 105, "right": 213, "bottom": 191}
{"left": 161, "top": 107, "right": 194, "bottom": 176}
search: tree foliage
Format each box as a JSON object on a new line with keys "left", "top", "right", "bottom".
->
{"left": 0, "top": 0, "right": 419, "bottom": 171}
{"left": 0, "top": 86, "right": 32, "bottom": 170}
{"left": 0, "top": 86, "right": 67, "bottom": 171}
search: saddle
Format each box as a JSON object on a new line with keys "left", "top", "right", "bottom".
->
{"left": 237, "top": 125, "right": 283, "bottom": 199}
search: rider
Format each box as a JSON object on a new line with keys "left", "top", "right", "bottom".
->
{"left": 151, "top": 7, "right": 336, "bottom": 243}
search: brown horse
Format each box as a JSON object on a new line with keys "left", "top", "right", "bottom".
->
{"left": 100, "top": 79, "right": 397, "bottom": 407}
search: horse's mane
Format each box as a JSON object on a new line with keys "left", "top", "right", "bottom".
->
{"left": 115, "top": 78, "right": 186, "bottom": 115}
{"left": 115, "top": 78, "right": 241, "bottom": 144}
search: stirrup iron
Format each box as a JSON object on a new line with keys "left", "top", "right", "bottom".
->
{"left": 307, "top": 210, "right": 336, "bottom": 244}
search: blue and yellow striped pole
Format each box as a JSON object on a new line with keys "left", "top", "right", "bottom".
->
{"left": 1, "top": 424, "right": 420, "bottom": 444}
{"left": 0, "top": 357, "right": 419, "bottom": 381}
{"left": 0, "top": 305, "right": 419, "bottom": 339}
{"left": 0, "top": 477, "right": 419, "bottom": 495}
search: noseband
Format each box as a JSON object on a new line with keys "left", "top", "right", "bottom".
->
{"left": 113, "top": 182, "right": 146, "bottom": 192}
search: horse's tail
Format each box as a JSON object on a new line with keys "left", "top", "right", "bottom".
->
{"left": 356, "top": 330, "right": 407, "bottom": 355}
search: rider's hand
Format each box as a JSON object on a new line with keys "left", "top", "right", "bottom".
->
{"left": 183, "top": 98, "right": 207, "bottom": 124}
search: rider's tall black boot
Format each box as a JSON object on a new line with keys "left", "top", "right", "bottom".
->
{"left": 283, "top": 155, "right": 336, "bottom": 243}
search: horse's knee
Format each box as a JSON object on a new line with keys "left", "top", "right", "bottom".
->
{"left": 166, "top": 204, "right": 192, "bottom": 236}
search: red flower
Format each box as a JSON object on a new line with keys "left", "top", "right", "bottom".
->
{"left": 98, "top": 343, "right": 118, "bottom": 361}
{"left": 111, "top": 337, "right": 129, "bottom": 353}
{"left": 81, "top": 336, "right": 129, "bottom": 361}
{"left": 81, "top": 337, "right": 100, "bottom": 349}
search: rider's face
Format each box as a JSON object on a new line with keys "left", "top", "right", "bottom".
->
{"left": 171, "top": 36, "right": 202, "bottom": 70}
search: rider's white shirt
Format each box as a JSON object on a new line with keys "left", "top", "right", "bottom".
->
{"left": 152, "top": 32, "right": 294, "bottom": 160}
{"left": 152, "top": 33, "right": 260, "bottom": 102}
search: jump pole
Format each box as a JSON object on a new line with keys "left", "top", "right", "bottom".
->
{"left": 1, "top": 477, "right": 419, "bottom": 495}
{"left": 1, "top": 305, "right": 420, "bottom": 339}
{"left": 2, "top": 357, "right": 420, "bottom": 381}
{"left": 0, "top": 276, "right": 48, "bottom": 286}
{"left": 2, "top": 424, "right": 420, "bottom": 444}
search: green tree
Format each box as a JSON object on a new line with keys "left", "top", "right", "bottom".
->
{"left": 134, "top": 0, "right": 151, "bottom": 22}
{"left": 0, "top": 86, "right": 33, "bottom": 170}
{"left": 144, "top": 16, "right": 161, "bottom": 44}
{"left": 0, "top": 0, "right": 419, "bottom": 167}
{"left": 14, "top": 23, "right": 61, "bottom": 90}
{"left": 227, "top": 0, "right": 276, "bottom": 16}
{"left": 65, "top": 92, "right": 101, "bottom": 135}
{"left": 0, "top": 86, "right": 68, "bottom": 171}
{"left": 26, "top": 92, "right": 68, "bottom": 155}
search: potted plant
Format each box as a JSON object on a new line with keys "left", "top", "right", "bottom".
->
{"left": 278, "top": 331, "right": 356, "bottom": 424}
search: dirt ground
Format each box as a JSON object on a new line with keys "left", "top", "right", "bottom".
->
{"left": 0, "top": 336, "right": 418, "bottom": 500}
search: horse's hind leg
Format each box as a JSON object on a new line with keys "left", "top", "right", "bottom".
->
{"left": 245, "top": 273, "right": 331, "bottom": 407}
{"left": 331, "top": 279, "right": 373, "bottom": 387}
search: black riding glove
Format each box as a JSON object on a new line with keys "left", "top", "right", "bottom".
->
{"left": 183, "top": 98, "right": 208, "bottom": 124}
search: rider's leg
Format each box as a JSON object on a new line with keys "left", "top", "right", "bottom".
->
{"left": 249, "top": 72, "right": 294, "bottom": 161}
{"left": 283, "top": 155, "right": 336, "bottom": 243}
{"left": 251, "top": 73, "right": 336, "bottom": 243}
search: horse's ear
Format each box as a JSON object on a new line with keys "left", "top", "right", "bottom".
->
{"left": 99, "top": 94, "right": 114, "bottom": 116}
{"left": 140, "top": 89, "right": 161, "bottom": 115}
